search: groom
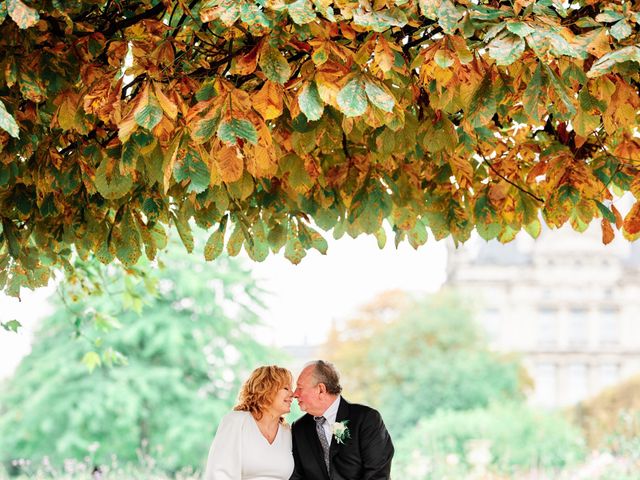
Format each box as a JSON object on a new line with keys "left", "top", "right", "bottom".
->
{"left": 290, "top": 360, "right": 394, "bottom": 480}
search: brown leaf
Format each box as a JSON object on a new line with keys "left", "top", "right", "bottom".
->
{"left": 601, "top": 219, "right": 614, "bottom": 245}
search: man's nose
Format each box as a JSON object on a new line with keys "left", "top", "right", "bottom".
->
{"left": 293, "top": 388, "right": 300, "bottom": 398}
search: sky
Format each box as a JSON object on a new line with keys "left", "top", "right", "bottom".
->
{"left": 0, "top": 234, "right": 448, "bottom": 379}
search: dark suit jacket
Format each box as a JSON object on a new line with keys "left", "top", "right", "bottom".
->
{"left": 290, "top": 398, "right": 394, "bottom": 480}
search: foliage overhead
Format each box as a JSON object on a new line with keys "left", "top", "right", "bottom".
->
{"left": 0, "top": 237, "right": 275, "bottom": 472}
{"left": 1, "top": 0, "right": 640, "bottom": 295}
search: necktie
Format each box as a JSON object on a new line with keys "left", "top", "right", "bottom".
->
{"left": 314, "top": 416, "right": 330, "bottom": 474}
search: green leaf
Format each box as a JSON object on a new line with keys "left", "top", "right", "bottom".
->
{"left": 374, "top": 227, "right": 386, "bottom": 249}
{"left": 288, "top": 0, "right": 316, "bottom": 25}
{"left": 595, "top": 10, "right": 624, "bottom": 23}
{"left": 259, "top": 45, "right": 291, "bottom": 84}
{"left": 134, "top": 90, "right": 163, "bottom": 131}
{"left": 524, "top": 219, "right": 541, "bottom": 239}
{"left": 572, "top": 108, "right": 600, "bottom": 137}
{"left": 434, "top": 50, "right": 454, "bottom": 68}
{"left": 1, "top": 319, "right": 21, "bottom": 332}
{"left": 488, "top": 33, "right": 525, "bottom": 66}
{"left": 94, "top": 157, "right": 134, "bottom": 200}
{"left": 191, "top": 110, "right": 221, "bottom": 144}
{"left": 0, "top": 99, "right": 19, "bottom": 138}
{"left": 587, "top": 46, "right": 640, "bottom": 78}
{"left": 217, "top": 118, "right": 259, "bottom": 145}
{"left": 364, "top": 80, "right": 395, "bottom": 113}
{"left": 523, "top": 62, "right": 547, "bottom": 122}
{"left": 114, "top": 209, "right": 142, "bottom": 267}
{"left": 82, "top": 351, "right": 102, "bottom": 373}
{"left": 408, "top": 219, "right": 428, "bottom": 249}
{"left": 174, "top": 148, "right": 210, "bottom": 194}
{"left": 353, "top": 8, "right": 407, "bottom": 32}
{"left": 337, "top": 78, "right": 367, "bottom": 117}
{"left": 298, "top": 81, "right": 324, "bottom": 121}
{"left": 284, "top": 235, "right": 306, "bottom": 264}
{"left": 204, "top": 230, "right": 225, "bottom": 261}
{"left": 172, "top": 211, "right": 194, "bottom": 253}
{"left": 610, "top": 20, "right": 632, "bottom": 41}
{"left": 506, "top": 22, "right": 534, "bottom": 38}
{"left": 418, "top": 0, "right": 439, "bottom": 19}
{"left": 437, "top": 0, "right": 463, "bottom": 34}
{"left": 6, "top": 0, "right": 39, "bottom": 29}
{"left": 246, "top": 218, "right": 269, "bottom": 261}
{"left": 594, "top": 200, "right": 616, "bottom": 224}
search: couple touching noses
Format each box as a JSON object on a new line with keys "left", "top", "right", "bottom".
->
{"left": 204, "top": 360, "right": 394, "bottom": 480}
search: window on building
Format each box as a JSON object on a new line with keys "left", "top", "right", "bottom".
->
{"left": 567, "top": 363, "right": 589, "bottom": 404}
{"left": 535, "top": 363, "right": 557, "bottom": 407}
{"left": 568, "top": 308, "right": 589, "bottom": 348}
{"left": 537, "top": 308, "right": 557, "bottom": 347}
{"left": 598, "top": 363, "right": 619, "bottom": 390}
{"left": 599, "top": 308, "right": 620, "bottom": 347}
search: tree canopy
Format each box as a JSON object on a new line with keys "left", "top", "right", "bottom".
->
{"left": 1, "top": 0, "right": 640, "bottom": 296}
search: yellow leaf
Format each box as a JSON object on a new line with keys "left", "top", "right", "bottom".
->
{"left": 252, "top": 81, "right": 283, "bottom": 120}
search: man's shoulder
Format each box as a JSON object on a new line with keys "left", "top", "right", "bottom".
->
{"left": 342, "top": 399, "right": 380, "bottom": 416}
{"left": 291, "top": 413, "right": 312, "bottom": 429}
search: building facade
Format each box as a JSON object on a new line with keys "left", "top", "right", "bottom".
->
{"left": 446, "top": 225, "right": 640, "bottom": 407}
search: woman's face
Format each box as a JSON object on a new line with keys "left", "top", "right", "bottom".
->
{"left": 269, "top": 383, "right": 294, "bottom": 416}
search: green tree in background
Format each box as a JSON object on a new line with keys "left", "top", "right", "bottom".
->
{"left": 394, "top": 402, "right": 586, "bottom": 476}
{"left": 0, "top": 236, "right": 276, "bottom": 473}
{"left": 324, "top": 289, "right": 528, "bottom": 435}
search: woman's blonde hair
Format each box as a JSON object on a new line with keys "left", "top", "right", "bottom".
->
{"left": 234, "top": 365, "right": 292, "bottom": 420}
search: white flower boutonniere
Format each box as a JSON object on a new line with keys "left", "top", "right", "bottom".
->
{"left": 332, "top": 420, "right": 351, "bottom": 444}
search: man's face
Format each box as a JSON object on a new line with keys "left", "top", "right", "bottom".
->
{"left": 294, "top": 367, "right": 324, "bottom": 416}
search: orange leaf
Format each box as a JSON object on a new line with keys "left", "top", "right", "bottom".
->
{"left": 246, "top": 144, "right": 277, "bottom": 178}
{"left": 252, "top": 81, "right": 283, "bottom": 120}
{"left": 215, "top": 145, "right": 244, "bottom": 183}
{"left": 612, "top": 204, "right": 623, "bottom": 229}
{"left": 601, "top": 219, "right": 614, "bottom": 245}
{"left": 231, "top": 44, "right": 260, "bottom": 76}
{"left": 623, "top": 201, "right": 640, "bottom": 235}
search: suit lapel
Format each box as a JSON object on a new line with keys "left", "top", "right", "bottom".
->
{"left": 330, "top": 397, "right": 350, "bottom": 460}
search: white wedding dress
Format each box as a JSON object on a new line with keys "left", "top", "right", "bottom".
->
{"left": 203, "top": 410, "right": 294, "bottom": 480}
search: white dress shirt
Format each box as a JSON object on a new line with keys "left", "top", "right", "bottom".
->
{"left": 319, "top": 395, "right": 342, "bottom": 445}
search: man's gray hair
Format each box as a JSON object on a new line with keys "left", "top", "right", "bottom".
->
{"left": 306, "top": 360, "right": 342, "bottom": 395}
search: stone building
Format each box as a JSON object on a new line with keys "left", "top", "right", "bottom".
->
{"left": 446, "top": 225, "right": 640, "bottom": 407}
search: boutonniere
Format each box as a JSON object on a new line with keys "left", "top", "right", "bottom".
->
{"left": 332, "top": 420, "right": 351, "bottom": 444}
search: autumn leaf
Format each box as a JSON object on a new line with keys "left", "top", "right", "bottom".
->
{"left": 298, "top": 81, "right": 324, "bottom": 121}
{"left": 364, "top": 80, "right": 395, "bottom": 112}
{"left": 337, "top": 77, "right": 367, "bottom": 117}
{"left": 6, "top": 0, "right": 39, "bottom": 29}
{"left": 0, "top": 99, "right": 19, "bottom": 138}
{"left": 217, "top": 118, "right": 259, "bottom": 145}
{"left": 134, "top": 84, "right": 164, "bottom": 131}
{"left": 259, "top": 44, "right": 291, "bottom": 84}
{"left": 602, "top": 219, "right": 614, "bottom": 245}
{"left": 252, "top": 81, "right": 283, "bottom": 120}
{"left": 215, "top": 145, "right": 244, "bottom": 183}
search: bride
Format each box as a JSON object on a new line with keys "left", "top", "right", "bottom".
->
{"left": 203, "top": 365, "right": 294, "bottom": 480}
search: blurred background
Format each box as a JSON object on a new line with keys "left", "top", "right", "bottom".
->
{"left": 1, "top": 224, "right": 640, "bottom": 479}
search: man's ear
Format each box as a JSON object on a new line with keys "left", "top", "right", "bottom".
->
{"left": 318, "top": 383, "right": 327, "bottom": 394}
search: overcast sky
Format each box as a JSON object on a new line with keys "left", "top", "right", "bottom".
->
{"left": 0, "top": 234, "right": 447, "bottom": 379}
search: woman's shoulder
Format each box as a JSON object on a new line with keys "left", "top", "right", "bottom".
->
{"left": 220, "top": 410, "right": 252, "bottom": 425}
